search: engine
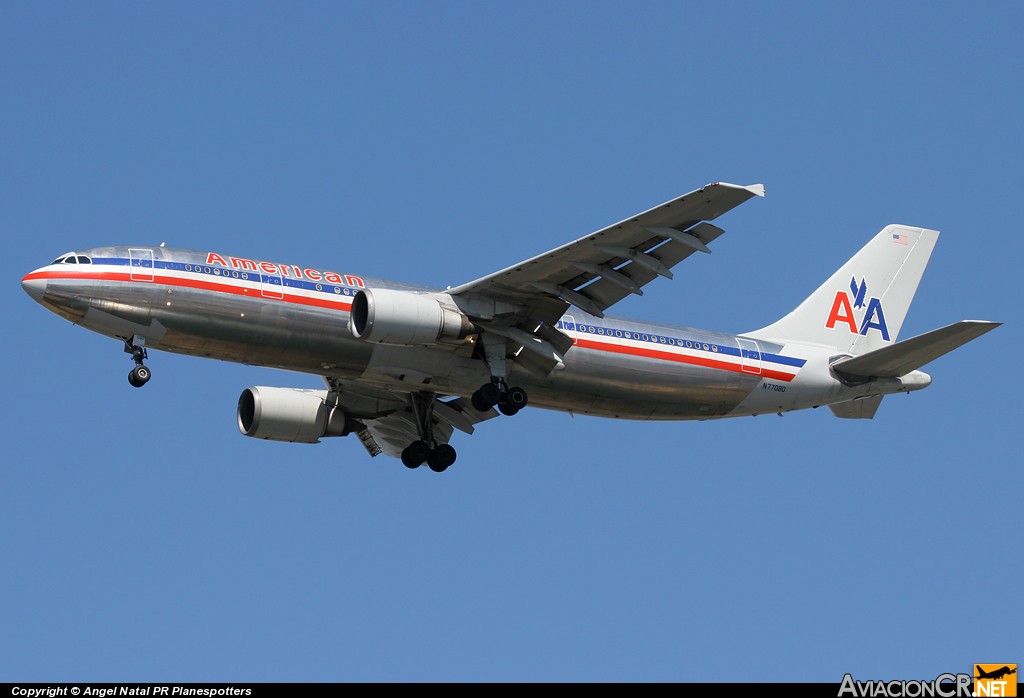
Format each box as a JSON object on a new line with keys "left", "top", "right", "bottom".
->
{"left": 237, "top": 386, "right": 353, "bottom": 444}
{"left": 348, "top": 288, "right": 473, "bottom": 346}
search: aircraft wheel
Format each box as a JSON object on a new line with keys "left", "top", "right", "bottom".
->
{"left": 427, "top": 444, "right": 457, "bottom": 472}
{"left": 472, "top": 383, "right": 502, "bottom": 411}
{"left": 498, "top": 402, "right": 520, "bottom": 416}
{"left": 402, "top": 440, "right": 430, "bottom": 469}
{"left": 505, "top": 386, "right": 528, "bottom": 410}
{"left": 129, "top": 365, "right": 151, "bottom": 388}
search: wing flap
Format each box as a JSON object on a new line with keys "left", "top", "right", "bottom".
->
{"left": 433, "top": 396, "right": 499, "bottom": 435}
{"left": 534, "top": 322, "right": 574, "bottom": 357}
{"left": 578, "top": 222, "right": 728, "bottom": 312}
{"left": 355, "top": 428, "right": 383, "bottom": 457}
{"left": 831, "top": 320, "right": 1001, "bottom": 380}
{"left": 322, "top": 377, "right": 500, "bottom": 459}
{"left": 363, "top": 411, "right": 444, "bottom": 459}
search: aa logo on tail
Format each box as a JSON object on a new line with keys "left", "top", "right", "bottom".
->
{"left": 825, "top": 276, "right": 890, "bottom": 340}
{"left": 975, "top": 664, "right": 1017, "bottom": 697}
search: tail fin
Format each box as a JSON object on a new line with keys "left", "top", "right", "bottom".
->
{"left": 747, "top": 225, "right": 939, "bottom": 354}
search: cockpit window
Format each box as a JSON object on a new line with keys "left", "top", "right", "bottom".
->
{"left": 50, "top": 253, "right": 91, "bottom": 265}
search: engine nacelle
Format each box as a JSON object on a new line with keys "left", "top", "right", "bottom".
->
{"left": 348, "top": 288, "right": 473, "bottom": 346}
{"left": 237, "top": 386, "right": 353, "bottom": 444}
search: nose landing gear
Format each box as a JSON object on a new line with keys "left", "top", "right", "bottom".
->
{"left": 124, "top": 336, "right": 151, "bottom": 388}
{"left": 128, "top": 364, "right": 151, "bottom": 388}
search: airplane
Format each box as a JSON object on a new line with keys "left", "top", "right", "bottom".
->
{"left": 21, "top": 181, "right": 1000, "bottom": 472}
{"left": 976, "top": 666, "right": 1017, "bottom": 681}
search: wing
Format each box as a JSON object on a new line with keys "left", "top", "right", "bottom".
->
{"left": 326, "top": 182, "right": 763, "bottom": 459}
{"left": 448, "top": 181, "right": 765, "bottom": 377}
{"left": 323, "top": 377, "right": 499, "bottom": 459}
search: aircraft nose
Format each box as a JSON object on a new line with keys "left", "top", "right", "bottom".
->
{"left": 21, "top": 274, "right": 47, "bottom": 302}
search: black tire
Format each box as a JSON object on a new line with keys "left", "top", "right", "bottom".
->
{"left": 505, "top": 386, "right": 528, "bottom": 410}
{"left": 401, "top": 440, "right": 429, "bottom": 469}
{"left": 473, "top": 382, "right": 502, "bottom": 410}
{"left": 426, "top": 452, "right": 444, "bottom": 472}
{"left": 128, "top": 365, "right": 150, "bottom": 388}
{"left": 498, "top": 402, "right": 520, "bottom": 416}
{"left": 471, "top": 392, "right": 491, "bottom": 412}
{"left": 428, "top": 444, "right": 457, "bottom": 472}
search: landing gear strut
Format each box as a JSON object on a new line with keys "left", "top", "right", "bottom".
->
{"left": 124, "top": 335, "right": 151, "bottom": 388}
{"left": 471, "top": 332, "right": 529, "bottom": 416}
{"left": 401, "top": 392, "right": 457, "bottom": 472}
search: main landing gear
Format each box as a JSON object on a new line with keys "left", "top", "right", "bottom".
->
{"left": 401, "top": 392, "right": 458, "bottom": 473}
{"left": 471, "top": 332, "right": 529, "bottom": 416}
{"left": 471, "top": 380, "right": 528, "bottom": 416}
{"left": 124, "top": 336, "right": 151, "bottom": 388}
{"left": 402, "top": 440, "right": 457, "bottom": 473}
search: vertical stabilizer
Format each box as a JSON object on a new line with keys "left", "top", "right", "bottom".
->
{"left": 747, "top": 225, "right": 938, "bottom": 354}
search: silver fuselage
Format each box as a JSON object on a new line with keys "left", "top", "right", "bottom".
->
{"left": 23, "top": 245, "right": 914, "bottom": 420}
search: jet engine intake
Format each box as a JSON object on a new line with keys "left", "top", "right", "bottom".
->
{"left": 237, "top": 386, "right": 353, "bottom": 443}
{"left": 348, "top": 288, "right": 473, "bottom": 346}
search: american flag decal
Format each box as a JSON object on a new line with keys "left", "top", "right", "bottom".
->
{"left": 892, "top": 232, "right": 909, "bottom": 245}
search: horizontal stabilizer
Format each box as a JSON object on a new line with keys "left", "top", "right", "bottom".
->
{"left": 831, "top": 320, "right": 1001, "bottom": 380}
{"left": 828, "top": 395, "right": 883, "bottom": 419}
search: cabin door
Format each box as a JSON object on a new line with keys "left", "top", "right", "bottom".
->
{"left": 737, "top": 337, "right": 762, "bottom": 375}
{"left": 129, "top": 248, "right": 154, "bottom": 282}
{"left": 260, "top": 264, "right": 284, "bottom": 299}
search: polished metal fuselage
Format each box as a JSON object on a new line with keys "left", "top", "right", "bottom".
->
{"left": 25, "top": 245, "right": 888, "bottom": 420}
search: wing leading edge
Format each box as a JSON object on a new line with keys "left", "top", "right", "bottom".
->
{"left": 449, "top": 181, "right": 764, "bottom": 318}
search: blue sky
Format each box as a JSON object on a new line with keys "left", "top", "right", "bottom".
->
{"left": 2, "top": 2, "right": 1020, "bottom": 683}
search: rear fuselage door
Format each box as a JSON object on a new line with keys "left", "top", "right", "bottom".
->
{"left": 737, "top": 337, "right": 762, "bottom": 375}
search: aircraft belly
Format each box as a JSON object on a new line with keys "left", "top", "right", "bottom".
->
{"left": 113, "top": 286, "right": 373, "bottom": 376}
{"left": 515, "top": 346, "right": 756, "bottom": 419}
{"left": 359, "top": 344, "right": 487, "bottom": 390}
{"left": 47, "top": 279, "right": 153, "bottom": 327}
{"left": 177, "top": 299, "right": 370, "bottom": 374}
